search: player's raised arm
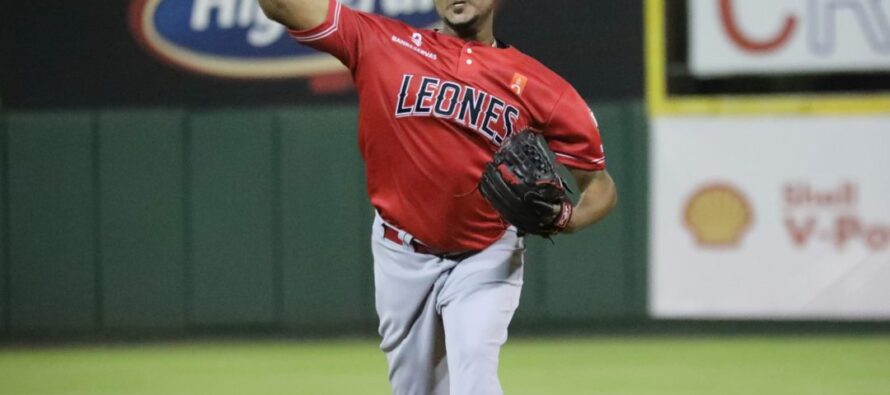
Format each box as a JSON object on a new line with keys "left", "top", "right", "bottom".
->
{"left": 257, "top": 0, "right": 329, "bottom": 30}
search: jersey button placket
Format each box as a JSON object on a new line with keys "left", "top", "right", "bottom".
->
{"left": 458, "top": 44, "right": 476, "bottom": 75}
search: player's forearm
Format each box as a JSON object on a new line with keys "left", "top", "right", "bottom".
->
{"left": 563, "top": 169, "right": 617, "bottom": 233}
{"left": 258, "top": 0, "right": 328, "bottom": 30}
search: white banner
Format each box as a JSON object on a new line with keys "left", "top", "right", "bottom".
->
{"left": 689, "top": 0, "right": 890, "bottom": 76}
{"left": 650, "top": 116, "right": 890, "bottom": 319}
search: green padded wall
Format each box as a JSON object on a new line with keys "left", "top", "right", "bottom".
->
{"left": 1, "top": 115, "right": 7, "bottom": 334}
{"left": 189, "top": 111, "right": 277, "bottom": 325}
{"left": 6, "top": 113, "right": 97, "bottom": 333}
{"left": 620, "top": 102, "right": 649, "bottom": 316}
{"left": 98, "top": 110, "right": 187, "bottom": 329}
{"left": 279, "top": 107, "right": 375, "bottom": 329}
{"left": 0, "top": 102, "right": 649, "bottom": 337}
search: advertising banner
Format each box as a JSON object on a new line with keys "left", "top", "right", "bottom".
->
{"left": 689, "top": 0, "right": 890, "bottom": 76}
{"left": 1, "top": 0, "right": 643, "bottom": 108}
{"left": 129, "top": 0, "right": 441, "bottom": 79}
{"left": 650, "top": 116, "right": 890, "bottom": 319}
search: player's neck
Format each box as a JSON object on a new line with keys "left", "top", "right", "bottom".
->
{"left": 440, "top": 20, "right": 496, "bottom": 46}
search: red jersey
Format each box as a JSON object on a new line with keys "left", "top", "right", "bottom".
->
{"left": 290, "top": 0, "right": 606, "bottom": 252}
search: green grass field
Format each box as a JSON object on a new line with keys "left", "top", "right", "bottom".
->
{"left": 1, "top": 336, "right": 888, "bottom": 395}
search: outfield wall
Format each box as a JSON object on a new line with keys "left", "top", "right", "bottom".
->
{"left": 645, "top": 0, "right": 890, "bottom": 321}
{"left": 0, "top": 102, "right": 649, "bottom": 337}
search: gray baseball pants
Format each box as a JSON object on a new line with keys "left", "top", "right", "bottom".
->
{"left": 371, "top": 213, "right": 525, "bottom": 395}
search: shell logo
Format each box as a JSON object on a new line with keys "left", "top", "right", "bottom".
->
{"left": 683, "top": 183, "right": 753, "bottom": 247}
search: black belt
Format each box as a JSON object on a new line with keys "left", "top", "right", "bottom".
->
{"left": 381, "top": 223, "right": 479, "bottom": 261}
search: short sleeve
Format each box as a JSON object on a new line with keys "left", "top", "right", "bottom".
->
{"left": 543, "top": 87, "right": 606, "bottom": 171}
{"left": 287, "top": 0, "right": 376, "bottom": 71}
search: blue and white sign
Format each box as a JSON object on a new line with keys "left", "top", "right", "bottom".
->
{"left": 130, "top": 0, "right": 440, "bottom": 78}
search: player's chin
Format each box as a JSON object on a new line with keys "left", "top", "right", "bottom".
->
{"left": 444, "top": 13, "right": 480, "bottom": 31}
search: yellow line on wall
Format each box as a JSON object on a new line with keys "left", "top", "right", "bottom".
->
{"left": 644, "top": 0, "right": 668, "bottom": 116}
{"left": 644, "top": 0, "right": 890, "bottom": 116}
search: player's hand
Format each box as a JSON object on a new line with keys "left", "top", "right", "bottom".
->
{"left": 479, "top": 131, "right": 575, "bottom": 238}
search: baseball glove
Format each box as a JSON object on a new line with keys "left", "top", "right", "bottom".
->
{"left": 479, "top": 129, "right": 573, "bottom": 236}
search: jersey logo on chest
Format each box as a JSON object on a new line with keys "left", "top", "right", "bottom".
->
{"left": 394, "top": 74, "right": 521, "bottom": 145}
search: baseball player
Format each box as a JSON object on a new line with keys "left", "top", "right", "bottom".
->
{"left": 258, "top": 0, "right": 617, "bottom": 393}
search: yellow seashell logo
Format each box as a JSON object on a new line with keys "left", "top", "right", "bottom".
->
{"left": 684, "top": 184, "right": 753, "bottom": 247}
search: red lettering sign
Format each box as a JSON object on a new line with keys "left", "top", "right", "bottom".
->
{"left": 719, "top": 0, "right": 797, "bottom": 53}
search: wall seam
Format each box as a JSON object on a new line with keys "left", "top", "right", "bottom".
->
{"left": 271, "top": 112, "right": 284, "bottom": 325}
{"left": 92, "top": 112, "right": 104, "bottom": 332}
{"left": 1, "top": 113, "right": 9, "bottom": 333}
{"left": 182, "top": 112, "right": 194, "bottom": 328}
{"left": 625, "top": 101, "right": 649, "bottom": 318}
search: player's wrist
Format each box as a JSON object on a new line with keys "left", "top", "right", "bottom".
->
{"left": 551, "top": 200, "right": 574, "bottom": 234}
